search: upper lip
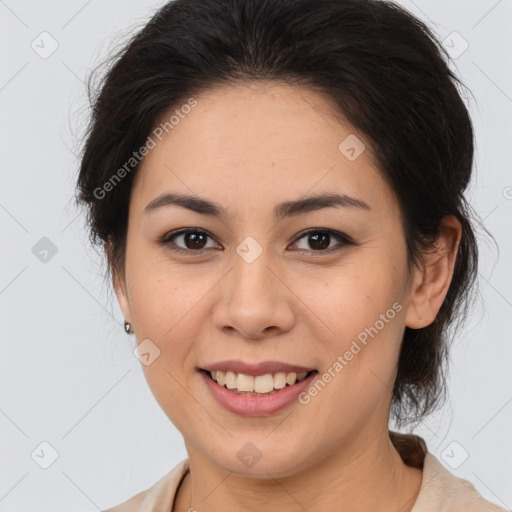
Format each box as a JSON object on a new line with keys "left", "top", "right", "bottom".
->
{"left": 200, "top": 360, "right": 317, "bottom": 376}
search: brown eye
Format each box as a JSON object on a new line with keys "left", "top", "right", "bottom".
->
{"left": 160, "top": 229, "right": 219, "bottom": 254}
{"left": 181, "top": 231, "right": 208, "bottom": 250}
{"left": 292, "top": 229, "right": 354, "bottom": 254}
{"left": 307, "top": 232, "right": 330, "bottom": 250}
{"left": 160, "top": 227, "right": 355, "bottom": 256}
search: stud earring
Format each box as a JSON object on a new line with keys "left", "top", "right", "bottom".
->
{"left": 124, "top": 321, "right": 133, "bottom": 334}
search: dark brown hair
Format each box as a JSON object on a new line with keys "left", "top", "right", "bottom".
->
{"left": 76, "top": 0, "right": 480, "bottom": 428}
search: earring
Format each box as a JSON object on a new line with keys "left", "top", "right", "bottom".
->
{"left": 124, "top": 321, "right": 133, "bottom": 334}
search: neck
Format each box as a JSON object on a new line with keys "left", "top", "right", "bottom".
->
{"left": 174, "top": 429, "right": 424, "bottom": 512}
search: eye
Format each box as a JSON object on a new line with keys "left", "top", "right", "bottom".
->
{"left": 159, "top": 227, "right": 355, "bottom": 256}
{"left": 290, "top": 228, "right": 355, "bottom": 255}
{"left": 159, "top": 228, "right": 220, "bottom": 255}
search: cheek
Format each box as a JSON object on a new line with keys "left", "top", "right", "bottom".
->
{"left": 128, "top": 263, "right": 207, "bottom": 433}
{"left": 126, "top": 244, "right": 208, "bottom": 336}
{"left": 124, "top": 250, "right": 205, "bottom": 391}
{"left": 302, "top": 258, "right": 407, "bottom": 408}
{"left": 301, "top": 265, "right": 403, "bottom": 345}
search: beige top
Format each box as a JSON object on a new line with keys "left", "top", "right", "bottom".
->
{"left": 104, "top": 433, "right": 508, "bottom": 512}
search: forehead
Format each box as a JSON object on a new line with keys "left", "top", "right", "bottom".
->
{"left": 131, "top": 81, "right": 399, "bottom": 220}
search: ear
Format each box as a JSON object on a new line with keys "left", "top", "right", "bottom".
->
{"left": 404, "top": 215, "right": 462, "bottom": 329}
{"left": 105, "top": 239, "right": 131, "bottom": 322}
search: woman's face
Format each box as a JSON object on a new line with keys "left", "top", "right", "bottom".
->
{"left": 114, "top": 81, "right": 426, "bottom": 476}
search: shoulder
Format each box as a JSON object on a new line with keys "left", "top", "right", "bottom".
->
{"left": 389, "top": 431, "right": 508, "bottom": 511}
{"left": 102, "top": 459, "right": 190, "bottom": 512}
{"left": 413, "top": 452, "right": 509, "bottom": 512}
{"left": 102, "top": 489, "right": 147, "bottom": 512}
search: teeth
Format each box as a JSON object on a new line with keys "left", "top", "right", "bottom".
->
{"left": 236, "top": 373, "right": 254, "bottom": 392}
{"left": 254, "top": 374, "right": 274, "bottom": 393}
{"left": 225, "top": 371, "right": 237, "bottom": 389}
{"left": 216, "top": 371, "right": 225, "bottom": 386}
{"left": 286, "top": 372, "right": 297, "bottom": 385}
{"left": 209, "top": 370, "right": 311, "bottom": 393}
{"left": 274, "top": 372, "right": 287, "bottom": 389}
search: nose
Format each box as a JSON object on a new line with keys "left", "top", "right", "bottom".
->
{"left": 212, "top": 250, "right": 296, "bottom": 340}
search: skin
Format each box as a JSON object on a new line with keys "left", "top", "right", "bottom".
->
{"left": 110, "top": 81, "right": 462, "bottom": 512}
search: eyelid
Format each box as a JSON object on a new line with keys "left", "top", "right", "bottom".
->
{"left": 159, "top": 228, "right": 221, "bottom": 254}
{"left": 290, "top": 228, "right": 355, "bottom": 253}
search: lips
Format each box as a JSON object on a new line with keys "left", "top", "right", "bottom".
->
{"left": 200, "top": 367, "right": 319, "bottom": 415}
{"left": 200, "top": 360, "right": 316, "bottom": 376}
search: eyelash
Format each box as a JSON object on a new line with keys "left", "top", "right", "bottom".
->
{"left": 159, "top": 228, "right": 356, "bottom": 256}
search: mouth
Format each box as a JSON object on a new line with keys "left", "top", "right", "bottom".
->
{"left": 199, "top": 368, "right": 319, "bottom": 396}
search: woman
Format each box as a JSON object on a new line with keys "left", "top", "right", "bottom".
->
{"left": 76, "top": 0, "right": 507, "bottom": 510}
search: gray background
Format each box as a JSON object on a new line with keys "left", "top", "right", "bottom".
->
{"left": 0, "top": 0, "right": 511, "bottom": 510}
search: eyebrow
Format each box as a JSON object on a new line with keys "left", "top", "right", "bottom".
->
{"left": 144, "top": 192, "right": 371, "bottom": 221}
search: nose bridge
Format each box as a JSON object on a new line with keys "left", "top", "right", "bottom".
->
{"left": 230, "top": 239, "right": 280, "bottom": 308}
{"left": 237, "top": 240, "right": 276, "bottom": 295}
{"left": 213, "top": 237, "right": 295, "bottom": 338}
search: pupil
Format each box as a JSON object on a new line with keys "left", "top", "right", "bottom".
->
{"left": 186, "top": 232, "right": 206, "bottom": 250}
{"left": 310, "top": 232, "right": 329, "bottom": 250}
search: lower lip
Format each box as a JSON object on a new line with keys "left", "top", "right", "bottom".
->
{"left": 200, "top": 370, "right": 318, "bottom": 416}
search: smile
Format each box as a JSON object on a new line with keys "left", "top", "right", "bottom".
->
{"left": 199, "top": 368, "right": 319, "bottom": 416}
{"left": 206, "top": 369, "right": 315, "bottom": 395}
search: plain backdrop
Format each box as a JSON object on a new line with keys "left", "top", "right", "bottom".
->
{"left": 0, "top": 0, "right": 511, "bottom": 510}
